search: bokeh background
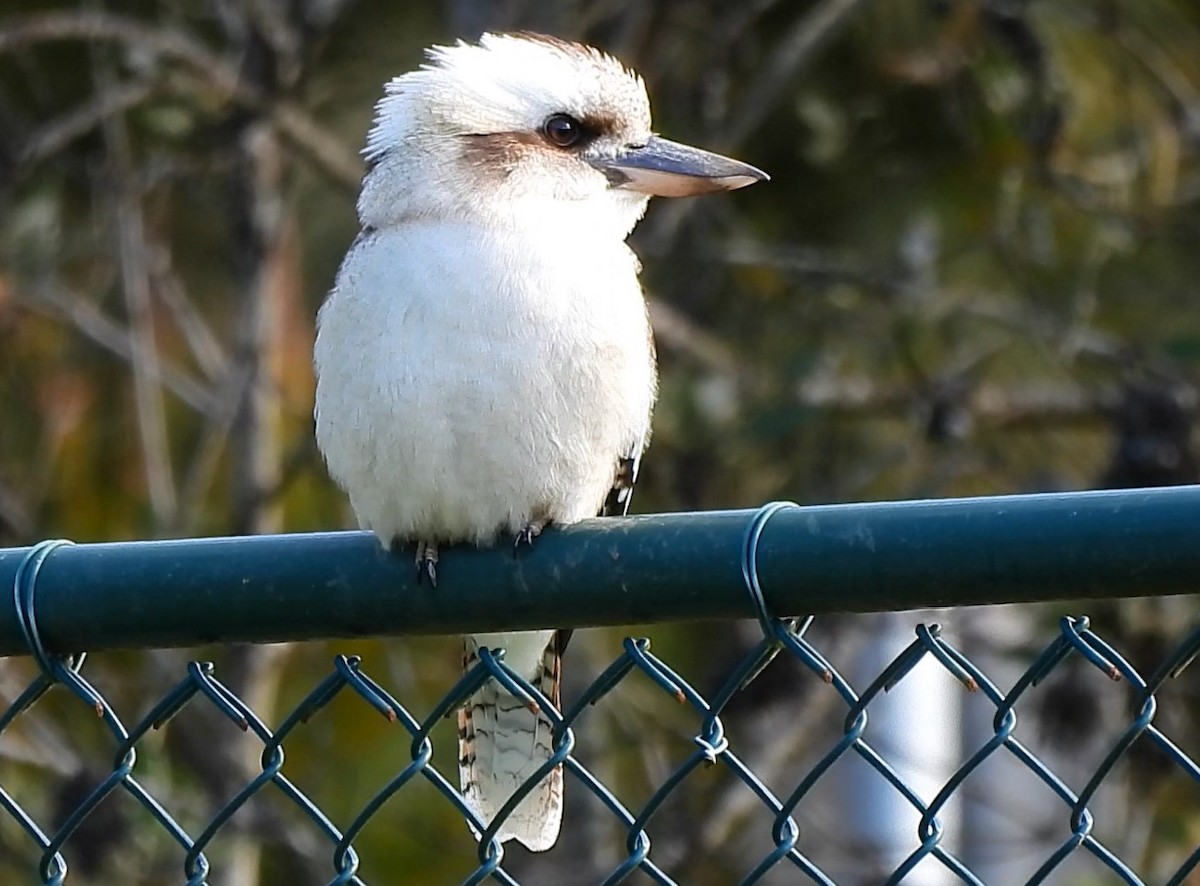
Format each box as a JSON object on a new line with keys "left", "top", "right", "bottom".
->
{"left": 2, "top": 1, "right": 1199, "bottom": 883}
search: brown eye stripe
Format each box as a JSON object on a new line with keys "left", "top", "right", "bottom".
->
{"left": 460, "top": 131, "right": 542, "bottom": 170}
{"left": 579, "top": 111, "right": 622, "bottom": 137}
{"left": 458, "top": 106, "right": 627, "bottom": 166}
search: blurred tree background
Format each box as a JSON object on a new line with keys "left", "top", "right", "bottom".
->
{"left": 1, "top": 0, "right": 1199, "bottom": 883}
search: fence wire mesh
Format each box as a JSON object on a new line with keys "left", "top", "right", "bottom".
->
{"left": 3, "top": 600, "right": 1200, "bottom": 885}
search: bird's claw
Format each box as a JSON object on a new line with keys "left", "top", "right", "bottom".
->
{"left": 513, "top": 519, "right": 548, "bottom": 556}
{"left": 414, "top": 540, "right": 439, "bottom": 587}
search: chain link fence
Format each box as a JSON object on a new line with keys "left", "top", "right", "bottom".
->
{"left": 4, "top": 612, "right": 1200, "bottom": 883}
{"left": 2, "top": 493, "right": 1200, "bottom": 884}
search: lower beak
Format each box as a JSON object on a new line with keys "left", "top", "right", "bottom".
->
{"left": 590, "top": 136, "right": 769, "bottom": 197}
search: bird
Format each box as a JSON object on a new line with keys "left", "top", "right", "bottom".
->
{"left": 313, "top": 31, "right": 767, "bottom": 852}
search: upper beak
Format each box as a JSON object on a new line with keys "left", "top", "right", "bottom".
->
{"left": 590, "top": 136, "right": 769, "bottom": 197}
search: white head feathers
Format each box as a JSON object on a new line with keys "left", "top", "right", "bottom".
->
{"left": 355, "top": 32, "right": 658, "bottom": 232}
{"left": 363, "top": 33, "right": 650, "bottom": 164}
{"left": 353, "top": 32, "right": 766, "bottom": 233}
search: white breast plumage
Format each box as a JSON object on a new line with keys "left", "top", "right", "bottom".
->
{"left": 314, "top": 214, "right": 655, "bottom": 545}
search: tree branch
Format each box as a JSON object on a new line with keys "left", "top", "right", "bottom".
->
{"left": 0, "top": 11, "right": 362, "bottom": 190}
{"left": 16, "top": 282, "right": 219, "bottom": 415}
{"left": 19, "top": 78, "right": 155, "bottom": 166}
{"left": 720, "top": 0, "right": 874, "bottom": 150}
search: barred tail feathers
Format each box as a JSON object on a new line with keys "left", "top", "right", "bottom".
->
{"left": 458, "top": 630, "right": 562, "bottom": 852}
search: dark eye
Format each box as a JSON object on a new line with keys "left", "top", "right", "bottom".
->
{"left": 543, "top": 114, "right": 584, "bottom": 148}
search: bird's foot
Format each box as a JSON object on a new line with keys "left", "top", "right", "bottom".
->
{"left": 513, "top": 519, "right": 549, "bottom": 555}
{"left": 414, "top": 540, "right": 439, "bottom": 587}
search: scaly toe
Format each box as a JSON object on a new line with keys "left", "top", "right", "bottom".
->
{"left": 512, "top": 519, "right": 548, "bottom": 555}
{"left": 414, "top": 540, "right": 439, "bottom": 587}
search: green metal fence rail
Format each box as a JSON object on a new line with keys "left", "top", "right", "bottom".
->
{"left": 2, "top": 486, "right": 1200, "bottom": 883}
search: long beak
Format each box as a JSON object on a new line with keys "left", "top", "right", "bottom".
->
{"left": 590, "top": 136, "right": 769, "bottom": 197}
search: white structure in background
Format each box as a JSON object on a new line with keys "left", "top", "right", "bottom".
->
{"left": 836, "top": 611, "right": 963, "bottom": 886}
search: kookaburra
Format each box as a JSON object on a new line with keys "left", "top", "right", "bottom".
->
{"left": 314, "top": 31, "right": 766, "bottom": 851}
